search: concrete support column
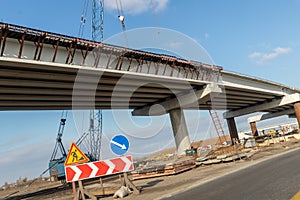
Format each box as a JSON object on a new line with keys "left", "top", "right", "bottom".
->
{"left": 250, "top": 122, "right": 258, "bottom": 136}
{"left": 227, "top": 117, "right": 240, "bottom": 144}
{"left": 169, "top": 109, "right": 191, "bottom": 156}
{"left": 293, "top": 102, "right": 300, "bottom": 130}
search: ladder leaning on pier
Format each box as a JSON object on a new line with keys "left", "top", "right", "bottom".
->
{"left": 208, "top": 109, "right": 227, "bottom": 145}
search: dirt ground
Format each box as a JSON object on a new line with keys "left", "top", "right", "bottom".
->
{"left": 2, "top": 140, "right": 300, "bottom": 200}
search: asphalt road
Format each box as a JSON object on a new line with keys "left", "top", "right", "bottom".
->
{"left": 163, "top": 148, "right": 300, "bottom": 200}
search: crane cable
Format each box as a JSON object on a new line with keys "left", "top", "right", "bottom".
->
{"left": 116, "top": 0, "right": 125, "bottom": 27}
{"left": 116, "top": 0, "right": 128, "bottom": 47}
{"left": 78, "top": 0, "right": 89, "bottom": 38}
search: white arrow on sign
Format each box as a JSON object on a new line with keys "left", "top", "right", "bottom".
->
{"left": 111, "top": 140, "right": 127, "bottom": 150}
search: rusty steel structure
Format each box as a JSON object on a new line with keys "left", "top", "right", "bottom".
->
{"left": 0, "top": 22, "right": 222, "bottom": 82}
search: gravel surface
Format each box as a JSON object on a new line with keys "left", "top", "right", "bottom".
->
{"left": 2, "top": 141, "right": 300, "bottom": 200}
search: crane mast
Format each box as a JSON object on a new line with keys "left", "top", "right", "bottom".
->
{"left": 92, "top": 0, "right": 104, "bottom": 42}
{"left": 87, "top": 110, "right": 103, "bottom": 161}
{"left": 87, "top": 0, "right": 104, "bottom": 161}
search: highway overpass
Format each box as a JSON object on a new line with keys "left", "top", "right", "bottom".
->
{"left": 1, "top": 22, "right": 300, "bottom": 154}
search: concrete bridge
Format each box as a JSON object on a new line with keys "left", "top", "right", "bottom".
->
{"left": 1, "top": 22, "right": 300, "bottom": 155}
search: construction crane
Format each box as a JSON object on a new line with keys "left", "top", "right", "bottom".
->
{"left": 47, "top": 0, "right": 105, "bottom": 183}
{"left": 86, "top": 110, "right": 103, "bottom": 161}
{"left": 78, "top": 0, "right": 104, "bottom": 161}
{"left": 78, "top": 0, "right": 104, "bottom": 41}
{"left": 92, "top": 0, "right": 104, "bottom": 42}
{"left": 49, "top": 111, "right": 68, "bottom": 182}
{"left": 88, "top": 0, "right": 104, "bottom": 161}
{"left": 48, "top": 111, "right": 89, "bottom": 182}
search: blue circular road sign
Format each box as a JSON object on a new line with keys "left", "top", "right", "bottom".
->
{"left": 110, "top": 135, "right": 129, "bottom": 156}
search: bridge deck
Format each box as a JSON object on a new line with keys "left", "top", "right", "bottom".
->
{"left": 0, "top": 22, "right": 299, "bottom": 115}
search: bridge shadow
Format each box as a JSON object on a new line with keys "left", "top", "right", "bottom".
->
{"left": 140, "top": 179, "right": 164, "bottom": 189}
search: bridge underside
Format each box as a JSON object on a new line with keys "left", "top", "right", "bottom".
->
{"left": 0, "top": 57, "right": 291, "bottom": 112}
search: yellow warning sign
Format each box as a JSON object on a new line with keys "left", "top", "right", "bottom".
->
{"left": 65, "top": 142, "right": 89, "bottom": 166}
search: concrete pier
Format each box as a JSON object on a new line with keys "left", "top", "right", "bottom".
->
{"left": 227, "top": 117, "right": 240, "bottom": 143}
{"left": 169, "top": 109, "right": 191, "bottom": 155}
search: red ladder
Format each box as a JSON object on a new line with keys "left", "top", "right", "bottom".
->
{"left": 208, "top": 109, "right": 227, "bottom": 145}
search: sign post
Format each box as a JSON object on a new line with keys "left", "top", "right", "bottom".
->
{"left": 64, "top": 142, "right": 89, "bottom": 199}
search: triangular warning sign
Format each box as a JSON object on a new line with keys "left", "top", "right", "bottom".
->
{"left": 65, "top": 142, "right": 89, "bottom": 166}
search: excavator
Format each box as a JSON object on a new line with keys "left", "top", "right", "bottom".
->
{"left": 48, "top": 111, "right": 67, "bottom": 182}
{"left": 48, "top": 111, "right": 88, "bottom": 182}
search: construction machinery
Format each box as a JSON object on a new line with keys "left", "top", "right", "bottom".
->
{"left": 88, "top": 0, "right": 104, "bottom": 161}
{"left": 78, "top": 0, "right": 104, "bottom": 162}
{"left": 49, "top": 111, "right": 68, "bottom": 182}
{"left": 49, "top": 1, "right": 105, "bottom": 182}
{"left": 49, "top": 111, "right": 89, "bottom": 182}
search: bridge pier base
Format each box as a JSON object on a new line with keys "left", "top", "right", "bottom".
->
{"left": 169, "top": 109, "right": 191, "bottom": 156}
{"left": 227, "top": 117, "right": 240, "bottom": 144}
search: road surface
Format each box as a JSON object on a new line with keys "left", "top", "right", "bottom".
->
{"left": 163, "top": 148, "right": 300, "bottom": 200}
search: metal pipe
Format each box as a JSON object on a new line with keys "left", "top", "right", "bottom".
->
{"left": 0, "top": 31, "right": 7, "bottom": 56}
{"left": 18, "top": 29, "right": 27, "bottom": 58}
{"left": 52, "top": 36, "right": 61, "bottom": 62}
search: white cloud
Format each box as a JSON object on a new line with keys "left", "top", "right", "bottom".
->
{"left": 248, "top": 47, "right": 292, "bottom": 64}
{"left": 105, "top": 0, "right": 169, "bottom": 15}
{"left": 248, "top": 52, "right": 261, "bottom": 59}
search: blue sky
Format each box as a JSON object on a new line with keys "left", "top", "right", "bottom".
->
{"left": 1, "top": 0, "right": 300, "bottom": 186}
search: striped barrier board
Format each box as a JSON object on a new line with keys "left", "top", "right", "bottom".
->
{"left": 65, "top": 155, "right": 134, "bottom": 182}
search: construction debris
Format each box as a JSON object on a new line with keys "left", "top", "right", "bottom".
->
{"left": 113, "top": 186, "right": 132, "bottom": 199}
{"left": 132, "top": 157, "right": 195, "bottom": 180}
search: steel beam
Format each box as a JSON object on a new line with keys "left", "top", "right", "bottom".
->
{"left": 248, "top": 108, "right": 295, "bottom": 123}
{"left": 222, "top": 71, "right": 294, "bottom": 96}
{"left": 0, "top": 95, "right": 156, "bottom": 103}
{"left": 224, "top": 93, "right": 300, "bottom": 119}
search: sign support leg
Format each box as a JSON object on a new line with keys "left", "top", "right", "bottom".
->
{"left": 72, "top": 182, "right": 77, "bottom": 199}
{"left": 76, "top": 180, "right": 97, "bottom": 200}
{"left": 99, "top": 177, "right": 105, "bottom": 196}
{"left": 122, "top": 172, "right": 140, "bottom": 194}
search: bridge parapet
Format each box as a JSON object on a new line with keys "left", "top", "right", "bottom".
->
{"left": 0, "top": 22, "right": 222, "bottom": 82}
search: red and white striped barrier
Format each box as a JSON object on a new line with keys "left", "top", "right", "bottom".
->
{"left": 65, "top": 155, "right": 134, "bottom": 182}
